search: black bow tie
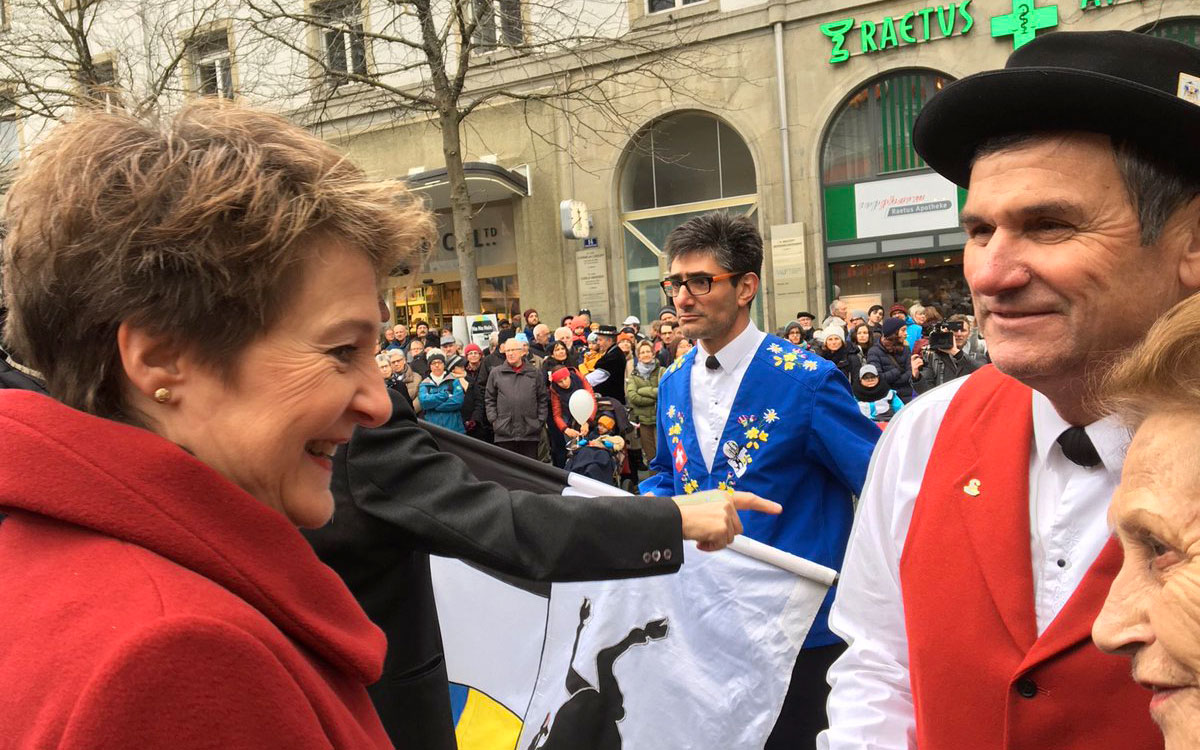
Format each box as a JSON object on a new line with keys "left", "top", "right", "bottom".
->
{"left": 705, "top": 355, "right": 720, "bottom": 371}
{"left": 1056, "top": 426, "right": 1101, "bottom": 468}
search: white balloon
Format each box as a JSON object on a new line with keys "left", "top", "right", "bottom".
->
{"left": 568, "top": 388, "right": 595, "bottom": 427}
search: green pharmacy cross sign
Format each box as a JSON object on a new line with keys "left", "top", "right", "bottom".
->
{"left": 991, "top": 0, "right": 1058, "bottom": 49}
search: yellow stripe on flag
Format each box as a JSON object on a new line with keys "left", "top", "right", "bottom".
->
{"left": 455, "top": 688, "right": 523, "bottom": 750}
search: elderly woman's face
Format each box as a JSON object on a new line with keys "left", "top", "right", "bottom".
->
{"left": 162, "top": 242, "right": 390, "bottom": 528}
{"left": 1094, "top": 412, "right": 1200, "bottom": 747}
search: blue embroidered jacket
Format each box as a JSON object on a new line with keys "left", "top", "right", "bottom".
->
{"left": 640, "top": 335, "right": 880, "bottom": 647}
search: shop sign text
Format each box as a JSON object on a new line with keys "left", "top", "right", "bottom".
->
{"left": 821, "top": 1, "right": 974, "bottom": 65}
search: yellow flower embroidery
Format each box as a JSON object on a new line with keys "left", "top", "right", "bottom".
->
{"left": 767, "top": 343, "right": 783, "bottom": 354}
{"left": 669, "top": 423, "right": 682, "bottom": 436}
{"left": 667, "top": 405, "right": 677, "bottom": 419}
{"left": 763, "top": 409, "right": 778, "bottom": 423}
{"left": 745, "top": 426, "right": 760, "bottom": 440}
{"left": 684, "top": 479, "right": 699, "bottom": 494}
{"left": 759, "top": 431, "right": 769, "bottom": 442}
{"left": 717, "top": 481, "right": 730, "bottom": 492}
{"left": 803, "top": 360, "right": 818, "bottom": 371}
{"left": 783, "top": 352, "right": 797, "bottom": 362}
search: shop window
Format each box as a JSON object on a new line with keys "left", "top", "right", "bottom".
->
{"left": 618, "top": 111, "right": 758, "bottom": 326}
{"left": 316, "top": 0, "right": 368, "bottom": 78}
{"left": 1139, "top": 17, "right": 1200, "bottom": 48}
{"left": 821, "top": 70, "right": 952, "bottom": 184}
{"left": 830, "top": 252, "right": 972, "bottom": 316}
{"left": 187, "top": 32, "right": 234, "bottom": 99}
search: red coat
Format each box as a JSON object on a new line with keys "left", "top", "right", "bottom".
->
{"left": 0, "top": 391, "right": 391, "bottom": 748}
{"left": 899, "top": 367, "right": 1160, "bottom": 750}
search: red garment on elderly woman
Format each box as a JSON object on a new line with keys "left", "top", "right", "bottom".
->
{"left": 0, "top": 390, "right": 390, "bottom": 749}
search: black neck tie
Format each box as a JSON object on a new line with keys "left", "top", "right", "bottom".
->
{"left": 1057, "top": 427, "right": 1101, "bottom": 468}
{"left": 705, "top": 355, "right": 720, "bottom": 371}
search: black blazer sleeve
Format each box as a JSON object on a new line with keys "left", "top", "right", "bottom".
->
{"left": 335, "top": 389, "right": 683, "bottom": 582}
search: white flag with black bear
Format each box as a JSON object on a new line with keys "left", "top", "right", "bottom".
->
{"left": 517, "top": 535, "right": 830, "bottom": 750}
{"left": 426, "top": 421, "right": 834, "bottom": 750}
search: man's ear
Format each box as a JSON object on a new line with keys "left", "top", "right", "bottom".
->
{"left": 116, "top": 321, "right": 185, "bottom": 399}
{"left": 737, "top": 272, "right": 761, "bottom": 308}
{"left": 1176, "top": 194, "right": 1200, "bottom": 292}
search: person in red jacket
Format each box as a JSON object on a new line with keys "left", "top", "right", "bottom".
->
{"left": 0, "top": 100, "right": 432, "bottom": 748}
{"left": 823, "top": 31, "right": 1200, "bottom": 750}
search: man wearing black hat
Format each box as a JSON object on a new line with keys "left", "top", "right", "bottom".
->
{"left": 584, "top": 323, "right": 627, "bottom": 404}
{"left": 822, "top": 31, "right": 1200, "bottom": 750}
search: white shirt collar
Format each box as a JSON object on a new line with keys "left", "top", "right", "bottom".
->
{"left": 696, "top": 320, "right": 763, "bottom": 373}
{"left": 1031, "top": 389, "right": 1129, "bottom": 477}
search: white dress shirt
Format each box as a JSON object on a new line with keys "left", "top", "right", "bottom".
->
{"left": 690, "top": 321, "right": 767, "bottom": 471}
{"left": 818, "top": 377, "right": 1128, "bottom": 750}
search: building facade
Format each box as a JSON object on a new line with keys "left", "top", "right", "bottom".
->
{"left": 0, "top": 0, "right": 1195, "bottom": 331}
{"left": 326, "top": 0, "right": 1196, "bottom": 330}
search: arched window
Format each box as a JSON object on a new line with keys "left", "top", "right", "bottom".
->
{"left": 821, "top": 70, "right": 952, "bottom": 185}
{"left": 1139, "top": 17, "right": 1200, "bottom": 48}
{"left": 618, "top": 112, "right": 758, "bottom": 325}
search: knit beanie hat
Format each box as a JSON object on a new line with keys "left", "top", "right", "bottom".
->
{"left": 464, "top": 343, "right": 482, "bottom": 356}
{"left": 597, "top": 415, "right": 616, "bottom": 431}
{"left": 882, "top": 318, "right": 905, "bottom": 337}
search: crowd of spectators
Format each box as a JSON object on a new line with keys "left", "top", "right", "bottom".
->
{"left": 371, "top": 295, "right": 991, "bottom": 482}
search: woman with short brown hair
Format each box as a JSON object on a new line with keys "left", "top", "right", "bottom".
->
{"left": 0, "top": 100, "right": 430, "bottom": 747}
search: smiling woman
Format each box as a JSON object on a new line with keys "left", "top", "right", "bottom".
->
{"left": 1094, "top": 293, "right": 1200, "bottom": 750}
{"left": 0, "top": 100, "right": 431, "bottom": 747}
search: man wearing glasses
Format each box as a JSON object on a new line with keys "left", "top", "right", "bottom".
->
{"left": 639, "top": 211, "right": 879, "bottom": 749}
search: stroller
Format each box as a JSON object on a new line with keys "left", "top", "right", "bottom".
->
{"left": 564, "top": 396, "right": 637, "bottom": 489}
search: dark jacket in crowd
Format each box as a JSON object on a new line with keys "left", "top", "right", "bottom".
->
{"left": 591, "top": 345, "right": 628, "bottom": 404}
{"left": 485, "top": 360, "right": 548, "bottom": 443}
{"left": 867, "top": 341, "right": 914, "bottom": 402}
{"left": 408, "top": 353, "right": 430, "bottom": 381}
{"left": 845, "top": 343, "right": 869, "bottom": 383}
{"left": 302, "top": 390, "right": 684, "bottom": 749}
{"left": 462, "top": 363, "right": 492, "bottom": 441}
{"left": 819, "top": 345, "right": 852, "bottom": 380}
{"left": 912, "top": 348, "right": 982, "bottom": 395}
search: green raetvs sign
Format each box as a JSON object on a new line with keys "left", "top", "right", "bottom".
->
{"left": 821, "top": 2, "right": 975, "bottom": 64}
{"left": 820, "top": 0, "right": 1065, "bottom": 64}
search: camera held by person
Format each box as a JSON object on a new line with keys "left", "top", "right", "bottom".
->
{"left": 912, "top": 320, "right": 979, "bottom": 395}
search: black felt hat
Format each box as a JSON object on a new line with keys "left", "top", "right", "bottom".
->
{"left": 914, "top": 31, "right": 1200, "bottom": 188}
{"left": 596, "top": 324, "right": 618, "bottom": 337}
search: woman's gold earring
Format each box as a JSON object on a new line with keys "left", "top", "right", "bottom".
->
{"left": 153, "top": 387, "right": 171, "bottom": 404}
